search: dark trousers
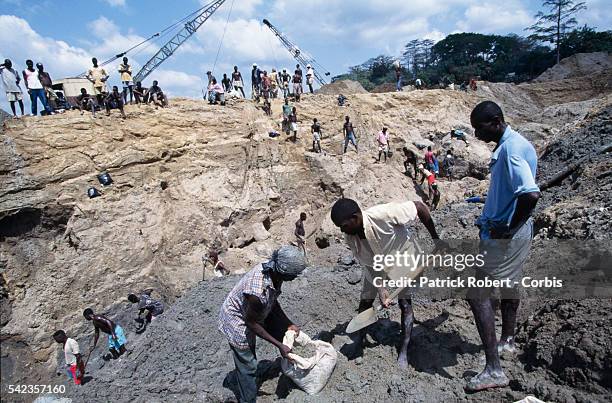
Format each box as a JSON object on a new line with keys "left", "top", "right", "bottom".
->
{"left": 30, "top": 88, "right": 51, "bottom": 115}
{"left": 231, "top": 345, "right": 258, "bottom": 403}
{"left": 229, "top": 310, "right": 289, "bottom": 402}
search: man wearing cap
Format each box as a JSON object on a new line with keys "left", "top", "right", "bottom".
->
{"left": 305, "top": 64, "right": 315, "bottom": 93}
{"left": 219, "top": 245, "right": 306, "bottom": 403}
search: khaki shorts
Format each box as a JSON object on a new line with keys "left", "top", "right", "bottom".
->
{"left": 469, "top": 218, "right": 534, "bottom": 299}
{"left": 6, "top": 91, "right": 22, "bottom": 102}
{"left": 93, "top": 85, "right": 107, "bottom": 95}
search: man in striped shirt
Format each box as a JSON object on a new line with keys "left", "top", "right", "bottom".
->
{"left": 218, "top": 246, "right": 306, "bottom": 403}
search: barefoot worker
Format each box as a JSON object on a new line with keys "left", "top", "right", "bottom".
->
{"left": 127, "top": 290, "right": 164, "bottom": 330}
{"left": 330, "top": 198, "right": 441, "bottom": 369}
{"left": 53, "top": 330, "right": 85, "bottom": 385}
{"left": 83, "top": 308, "right": 127, "bottom": 359}
{"left": 218, "top": 245, "right": 306, "bottom": 403}
{"left": 465, "top": 101, "right": 540, "bottom": 392}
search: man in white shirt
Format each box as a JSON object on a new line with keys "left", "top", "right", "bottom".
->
{"left": 53, "top": 330, "right": 85, "bottom": 385}
{"left": 305, "top": 64, "right": 315, "bottom": 93}
{"left": 23, "top": 59, "right": 52, "bottom": 116}
{"left": 0, "top": 59, "right": 24, "bottom": 117}
{"left": 331, "top": 198, "right": 442, "bottom": 369}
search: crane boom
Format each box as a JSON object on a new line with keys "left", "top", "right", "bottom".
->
{"left": 133, "top": 0, "right": 226, "bottom": 83}
{"left": 262, "top": 18, "right": 330, "bottom": 86}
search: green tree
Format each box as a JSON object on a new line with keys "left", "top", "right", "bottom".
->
{"left": 527, "top": 0, "right": 587, "bottom": 64}
{"left": 402, "top": 39, "right": 435, "bottom": 76}
{"left": 559, "top": 25, "right": 612, "bottom": 57}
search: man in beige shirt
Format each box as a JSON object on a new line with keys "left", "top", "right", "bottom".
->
{"left": 118, "top": 56, "right": 133, "bottom": 104}
{"left": 331, "top": 198, "right": 441, "bottom": 369}
{"left": 86, "top": 57, "right": 109, "bottom": 105}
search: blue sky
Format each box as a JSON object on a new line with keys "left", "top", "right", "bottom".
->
{"left": 0, "top": 0, "right": 610, "bottom": 113}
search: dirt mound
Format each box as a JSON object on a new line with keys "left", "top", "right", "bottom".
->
{"left": 58, "top": 253, "right": 610, "bottom": 403}
{"left": 317, "top": 79, "right": 368, "bottom": 95}
{"left": 0, "top": 109, "right": 11, "bottom": 127}
{"left": 534, "top": 52, "right": 612, "bottom": 82}
{"left": 516, "top": 300, "right": 612, "bottom": 398}
{"left": 371, "top": 82, "right": 396, "bottom": 93}
{"left": 535, "top": 104, "right": 612, "bottom": 239}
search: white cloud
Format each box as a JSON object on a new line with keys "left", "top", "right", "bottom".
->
{"left": 103, "top": 0, "right": 126, "bottom": 7}
{"left": 195, "top": 17, "right": 293, "bottom": 65}
{"left": 200, "top": 0, "right": 262, "bottom": 18}
{"left": 457, "top": 2, "right": 534, "bottom": 34}
{"left": 577, "top": 0, "right": 611, "bottom": 30}
{"left": 148, "top": 69, "right": 202, "bottom": 89}
{"left": 423, "top": 30, "right": 446, "bottom": 42}
{"left": 266, "top": 0, "right": 475, "bottom": 56}
{"left": 0, "top": 15, "right": 91, "bottom": 77}
{"left": 359, "top": 18, "right": 430, "bottom": 45}
{"left": 87, "top": 16, "right": 155, "bottom": 61}
{"left": 0, "top": 15, "right": 201, "bottom": 113}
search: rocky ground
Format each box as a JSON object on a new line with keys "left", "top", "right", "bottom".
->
{"left": 1, "top": 52, "right": 611, "bottom": 402}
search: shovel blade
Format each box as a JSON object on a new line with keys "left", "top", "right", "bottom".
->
{"left": 345, "top": 307, "right": 378, "bottom": 334}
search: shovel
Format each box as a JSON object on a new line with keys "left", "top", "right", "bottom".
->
{"left": 345, "top": 264, "right": 424, "bottom": 334}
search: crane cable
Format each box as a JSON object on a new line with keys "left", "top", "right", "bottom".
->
{"left": 201, "top": 0, "right": 234, "bottom": 98}
{"left": 211, "top": 0, "right": 235, "bottom": 75}
{"left": 266, "top": 24, "right": 280, "bottom": 70}
{"left": 78, "top": 2, "right": 220, "bottom": 77}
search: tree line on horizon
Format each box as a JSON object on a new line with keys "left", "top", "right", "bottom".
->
{"left": 333, "top": 0, "right": 611, "bottom": 90}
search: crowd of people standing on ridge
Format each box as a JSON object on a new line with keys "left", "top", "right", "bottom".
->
{"left": 203, "top": 62, "right": 316, "bottom": 108}
{"left": 1, "top": 56, "right": 168, "bottom": 119}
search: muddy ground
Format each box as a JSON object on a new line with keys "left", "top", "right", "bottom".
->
{"left": 58, "top": 248, "right": 610, "bottom": 403}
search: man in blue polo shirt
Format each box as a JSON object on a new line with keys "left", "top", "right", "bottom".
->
{"left": 465, "top": 101, "right": 540, "bottom": 392}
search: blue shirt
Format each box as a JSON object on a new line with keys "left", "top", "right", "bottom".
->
{"left": 477, "top": 125, "right": 539, "bottom": 239}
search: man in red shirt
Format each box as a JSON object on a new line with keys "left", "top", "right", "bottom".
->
{"left": 419, "top": 164, "right": 440, "bottom": 210}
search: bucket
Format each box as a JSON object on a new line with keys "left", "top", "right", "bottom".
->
{"left": 87, "top": 187, "right": 101, "bottom": 198}
{"left": 97, "top": 172, "right": 113, "bottom": 186}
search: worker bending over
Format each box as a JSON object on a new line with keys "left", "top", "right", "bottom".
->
{"left": 218, "top": 246, "right": 306, "bottom": 403}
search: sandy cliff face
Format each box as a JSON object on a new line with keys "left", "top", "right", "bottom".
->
{"left": 1, "top": 61, "right": 610, "bottom": 401}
